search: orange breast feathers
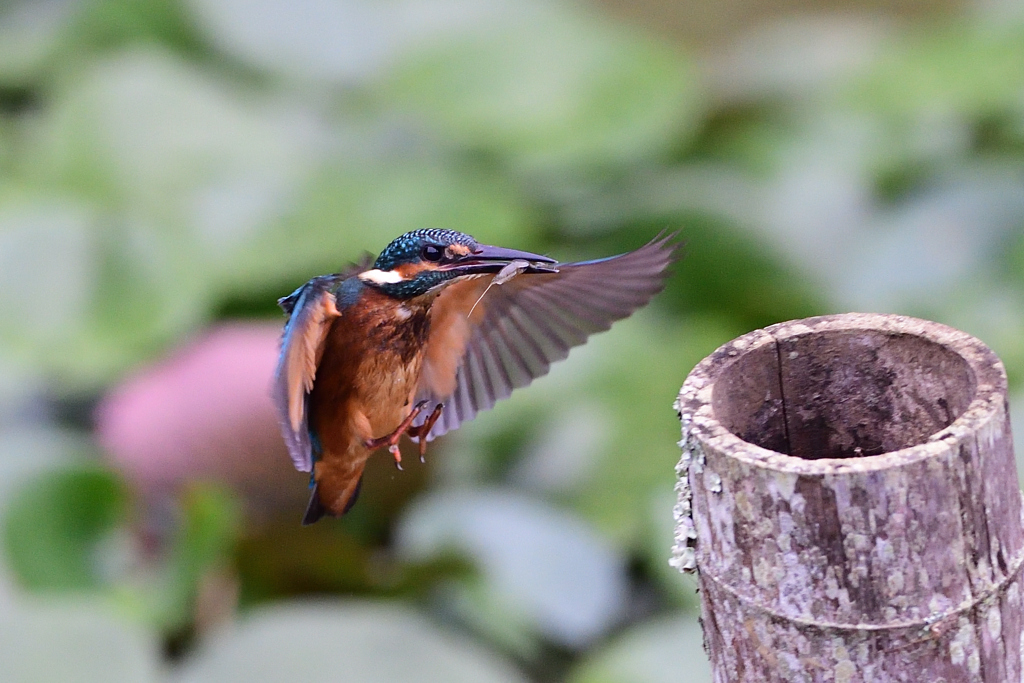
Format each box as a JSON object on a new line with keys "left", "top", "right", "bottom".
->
{"left": 310, "top": 288, "right": 430, "bottom": 454}
{"left": 417, "top": 275, "right": 491, "bottom": 400}
{"left": 415, "top": 274, "right": 499, "bottom": 401}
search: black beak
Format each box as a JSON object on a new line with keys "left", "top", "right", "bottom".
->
{"left": 444, "top": 244, "right": 558, "bottom": 275}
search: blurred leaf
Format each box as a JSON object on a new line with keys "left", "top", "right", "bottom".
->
{"left": 997, "top": 222, "right": 1024, "bottom": 285}
{"left": 24, "top": 47, "right": 319, "bottom": 218}
{"left": 440, "top": 311, "right": 730, "bottom": 545}
{"left": 171, "top": 601, "right": 528, "bottom": 683}
{"left": 683, "top": 105, "right": 794, "bottom": 176}
{"left": 0, "top": 598, "right": 162, "bottom": 683}
{"left": 0, "top": 427, "right": 86, "bottom": 513}
{"left": 3, "top": 466, "right": 126, "bottom": 590}
{"left": 833, "top": 20, "right": 1024, "bottom": 207}
{"left": 973, "top": 111, "right": 1024, "bottom": 159}
{"left": 383, "top": 2, "right": 701, "bottom": 172}
{"left": 59, "top": 0, "right": 213, "bottom": 65}
{"left": 593, "top": 218, "right": 827, "bottom": 331}
{"left": 4, "top": 47, "right": 330, "bottom": 382}
{"left": 17, "top": 45, "right": 538, "bottom": 324}
{"left": 0, "top": 190, "right": 207, "bottom": 385}
{"left": 0, "top": 114, "right": 10, "bottom": 169}
{"left": 186, "top": 0, "right": 432, "bottom": 84}
{"left": 839, "top": 168, "right": 1024, "bottom": 313}
{"left": 871, "top": 156, "right": 935, "bottom": 204}
{"left": 0, "top": 0, "right": 221, "bottom": 96}
{"left": 845, "top": 22, "right": 1024, "bottom": 120}
{"left": 567, "top": 613, "right": 711, "bottom": 683}
{"left": 144, "top": 483, "right": 240, "bottom": 631}
{"left": 550, "top": 177, "right": 828, "bottom": 331}
{"left": 668, "top": 218, "right": 826, "bottom": 329}
{"left": 396, "top": 488, "right": 628, "bottom": 651}
{"left": 236, "top": 523, "right": 375, "bottom": 601}
{"left": 507, "top": 401, "right": 612, "bottom": 495}
{"left": 704, "top": 16, "right": 888, "bottom": 106}
{"left": 243, "top": 154, "right": 537, "bottom": 292}
{"left": 0, "top": 192, "right": 94, "bottom": 368}
{"left": 236, "top": 521, "right": 474, "bottom": 602}
{"left": 0, "top": 0, "right": 77, "bottom": 85}
{"left": 564, "top": 314, "right": 729, "bottom": 542}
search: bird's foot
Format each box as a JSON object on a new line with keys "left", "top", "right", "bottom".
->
{"left": 365, "top": 400, "right": 431, "bottom": 470}
{"left": 407, "top": 403, "right": 444, "bottom": 463}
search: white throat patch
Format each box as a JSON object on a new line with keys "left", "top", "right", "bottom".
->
{"left": 358, "top": 268, "right": 406, "bottom": 285}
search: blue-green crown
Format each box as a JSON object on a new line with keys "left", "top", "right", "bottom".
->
{"left": 374, "top": 229, "right": 478, "bottom": 271}
{"left": 370, "top": 229, "right": 479, "bottom": 299}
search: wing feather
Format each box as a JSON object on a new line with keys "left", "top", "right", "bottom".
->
{"left": 273, "top": 256, "right": 372, "bottom": 473}
{"left": 273, "top": 275, "right": 342, "bottom": 472}
{"left": 417, "top": 234, "right": 679, "bottom": 439}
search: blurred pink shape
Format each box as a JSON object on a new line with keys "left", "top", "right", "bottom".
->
{"left": 96, "top": 322, "right": 307, "bottom": 516}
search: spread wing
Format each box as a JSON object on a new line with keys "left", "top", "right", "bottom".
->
{"left": 415, "top": 234, "right": 679, "bottom": 439}
{"left": 273, "top": 274, "right": 343, "bottom": 472}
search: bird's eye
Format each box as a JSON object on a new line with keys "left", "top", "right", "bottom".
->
{"left": 421, "top": 244, "right": 443, "bottom": 262}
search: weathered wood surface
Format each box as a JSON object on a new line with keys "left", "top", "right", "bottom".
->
{"left": 672, "top": 313, "right": 1024, "bottom": 682}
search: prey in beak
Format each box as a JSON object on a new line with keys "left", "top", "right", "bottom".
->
{"left": 440, "top": 244, "right": 559, "bottom": 278}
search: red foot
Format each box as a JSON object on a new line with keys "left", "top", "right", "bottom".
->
{"left": 407, "top": 403, "right": 444, "bottom": 463}
{"left": 365, "top": 400, "right": 433, "bottom": 470}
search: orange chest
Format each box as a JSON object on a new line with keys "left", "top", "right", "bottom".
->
{"left": 311, "top": 291, "right": 432, "bottom": 437}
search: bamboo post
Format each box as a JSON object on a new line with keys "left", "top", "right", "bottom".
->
{"left": 672, "top": 313, "right": 1024, "bottom": 682}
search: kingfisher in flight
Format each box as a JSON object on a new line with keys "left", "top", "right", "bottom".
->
{"left": 274, "top": 229, "right": 678, "bottom": 524}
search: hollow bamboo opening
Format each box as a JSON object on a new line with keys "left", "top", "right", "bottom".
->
{"left": 712, "top": 329, "right": 976, "bottom": 460}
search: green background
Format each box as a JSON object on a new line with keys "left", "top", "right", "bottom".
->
{"left": 1, "top": 0, "right": 1023, "bottom": 681}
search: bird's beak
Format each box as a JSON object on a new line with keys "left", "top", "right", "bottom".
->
{"left": 442, "top": 245, "right": 558, "bottom": 276}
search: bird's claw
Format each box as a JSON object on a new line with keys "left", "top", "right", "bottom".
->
{"left": 409, "top": 403, "right": 444, "bottom": 464}
{"left": 366, "top": 400, "right": 439, "bottom": 470}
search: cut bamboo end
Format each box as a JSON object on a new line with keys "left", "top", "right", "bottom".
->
{"left": 674, "top": 313, "right": 1024, "bottom": 682}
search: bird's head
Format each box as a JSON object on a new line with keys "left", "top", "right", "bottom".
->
{"left": 358, "top": 229, "right": 556, "bottom": 299}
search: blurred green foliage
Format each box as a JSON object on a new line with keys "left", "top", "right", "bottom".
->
{"left": 4, "top": 466, "right": 125, "bottom": 590}
{"left": 845, "top": 23, "right": 1024, "bottom": 119}
{"left": 144, "top": 484, "right": 240, "bottom": 632}
{"left": 4, "top": 467, "right": 240, "bottom": 634}
{"left": 1, "top": 0, "right": 1024, "bottom": 681}
{"left": 381, "top": 5, "right": 700, "bottom": 172}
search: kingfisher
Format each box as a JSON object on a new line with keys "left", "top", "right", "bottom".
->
{"left": 274, "top": 229, "right": 678, "bottom": 524}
